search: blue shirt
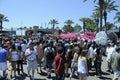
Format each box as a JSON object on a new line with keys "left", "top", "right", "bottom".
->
{"left": 0, "top": 49, "right": 8, "bottom": 62}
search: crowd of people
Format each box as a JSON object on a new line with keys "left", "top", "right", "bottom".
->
{"left": 0, "top": 33, "right": 120, "bottom": 80}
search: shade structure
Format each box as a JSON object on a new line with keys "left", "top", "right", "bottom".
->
{"left": 59, "top": 32, "right": 96, "bottom": 41}
{"left": 79, "top": 32, "right": 96, "bottom": 41}
{"left": 59, "top": 32, "right": 77, "bottom": 40}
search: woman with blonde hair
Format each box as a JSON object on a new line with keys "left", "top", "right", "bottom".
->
{"left": 78, "top": 50, "right": 88, "bottom": 80}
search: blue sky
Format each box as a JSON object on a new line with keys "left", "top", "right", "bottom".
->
{"left": 0, "top": 0, "right": 120, "bottom": 31}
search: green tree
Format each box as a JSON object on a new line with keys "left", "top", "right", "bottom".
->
{"left": 73, "top": 24, "right": 82, "bottom": 33}
{"left": 79, "top": 18, "right": 96, "bottom": 32}
{"left": 103, "top": 22, "right": 116, "bottom": 30}
{"left": 62, "top": 25, "right": 74, "bottom": 33}
{"left": 91, "top": 12, "right": 99, "bottom": 32}
{"left": 0, "top": 13, "right": 9, "bottom": 31}
{"left": 64, "top": 19, "right": 74, "bottom": 32}
{"left": 114, "top": 11, "right": 120, "bottom": 23}
{"left": 94, "top": 0, "right": 118, "bottom": 32}
{"left": 17, "top": 26, "right": 27, "bottom": 35}
{"left": 49, "top": 19, "right": 58, "bottom": 33}
{"left": 84, "top": 0, "right": 104, "bottom": 31}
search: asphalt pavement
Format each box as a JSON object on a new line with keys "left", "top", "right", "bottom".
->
{"left": 6, "top": 56, "right": 115, "bottom": 80}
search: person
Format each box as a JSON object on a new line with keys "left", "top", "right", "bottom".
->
{"left": 54, "top": 46, "right": 66, "bottom": 80}
{"left": 70, "top": 47, "right": 80, "bottom": 80}
{"left": 106, "top": 42, "right": 116, "bottom": 73}
{"left": 94, "top": 45, "right": 102, "bottom": 76}
{"left": 17, "top": 45, "right": 24, "bottom": 75}
{"left": 21, "top": 40, "right": 27, "bottom": 63}
{"left": 44, "top": 42, "right": 55, "bottom": 78}
{"left": 88, "top": 44, "right": 94, "bottom": 70}
{"left": 34, "top": 41, "right": 44, "bottom": 73}
{"left": 65, "top": 44, "right": 74, "bottom": 77}
{"left": 25, "top": 42, "right": 38, "bottom": 80}
{"left": 106, "top": 43, "right": 111, "bottom": 72}
{"left": 78, "top": 50, "right": 88, "bottom": 80}
{"left": 110, "top": 46, "right": 120, "bottom": 80}
{"left": 8, "top": 44, "right": 18, "bottom": 78}
{"left": 0, "top": 45, "right": 8, "bottom": 79}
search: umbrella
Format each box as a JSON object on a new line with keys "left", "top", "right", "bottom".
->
{"left": 94, "top": 31, "right": 108, "bottom": 45}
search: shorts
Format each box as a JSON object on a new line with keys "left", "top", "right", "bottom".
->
{"left": 0, "top": 62, "right": 7, "bottom": 71}
{"left": 114, "top": 71, "right": 120, "bottom": 79}
{"left": 78, "top": 72, "right": 87, "bottom": 80}
{"left": 27, "top": 59, "right": 38, "bottom": 71}
{"left": 46, "top": 60, "right": 53, "bottom": 69}
{"left": 37, "top": 58, "right": 42, "bottom": 64}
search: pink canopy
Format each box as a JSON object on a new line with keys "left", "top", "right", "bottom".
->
{"left": 59, "top": 32, "right": 77, "bottom": 40}
{"left": 78, "top": 32, "right": 96, "bottom": 41}
{"left": 59, "top": 32, "right": 96, "bottom": 41}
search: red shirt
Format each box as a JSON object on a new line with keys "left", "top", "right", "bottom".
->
{"left": 54, "top": 54, "right": 66, "bottom": 75}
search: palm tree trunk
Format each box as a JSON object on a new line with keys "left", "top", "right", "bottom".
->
{"left": 99, "top": 0, "right": 104, "bottom": 31}
{"left": 96, "top": 18, "right": 99, "bottom": 32}
{"left": 0, "top": 21, "right": 2, "bottom": 32}
{"left": 104, "top": 11, "right": 107, "bottom": 33}
{"left": 53, "top": 24, "right": 55, "bottom": 34}
{"left": 83, "top": 22, "right": 85, "bottom": 33}
{"left": 68, "top": 25, "right": 71, "bottom": 32}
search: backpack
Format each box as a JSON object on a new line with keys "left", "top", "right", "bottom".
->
{"left": 46, "top": 47, "right": 55, "bottom": 60}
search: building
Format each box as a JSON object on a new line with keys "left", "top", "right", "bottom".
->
{"left": 0, "top": 28, "right": 16, "bottom": 38}
{"left": 25, "top": 28, "right": 61, "bottom": 37}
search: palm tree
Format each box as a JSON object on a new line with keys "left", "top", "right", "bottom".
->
{"left": 84, "top": 0, "right": 104, "bottom": 31}
{"left": 0, "top": 13, "right": 9, "bottom": 32}
{"left": 74, "top": 24, "right": 82, "bottom": 33}
{"left": 49, "top": 19, "right": 58, "bottom": 34}
{"left": 91, "top": 12, "right": 99, "bottom": 32}
{"left": 103, "top": 22, "right": 116, "bottom": 30}
{"left": 80, "top": 17, "right": 96, "bottom": 32}
{"left": 17, "top": 27, "right": 23, "bottom": 35}
{"left": 114, "top": 11, "right": 120, "bottom": 23}
{"left": 103, "top": 0, "right": 118, "bottom": 32}
{"left": 94, "top": 0, "right": 118, "bottom": 32}
{"left": 17, "top": 26, "right": 27, "bottom": 35}
{"left": 64, "top": 19, "right": 74, "bottom": 32}
{"left": 79, "top": 18, "right": 88, "bottom": 33}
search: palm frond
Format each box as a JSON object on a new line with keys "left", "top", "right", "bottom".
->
{"left": 83, "top": 0, "right": 87, "bottom": 2}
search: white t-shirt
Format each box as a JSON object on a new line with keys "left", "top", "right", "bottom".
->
{"left": 21, "top": 43, "right": 28, "bottom": 52}
{"left": 89, "top": 46, "right": 94, "bottom": 58}
{"left": 25, "top": 48, "right": 38, "bottom": 61}
{"left": 106, "top": 46, "right": 115, "bottom": 62}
